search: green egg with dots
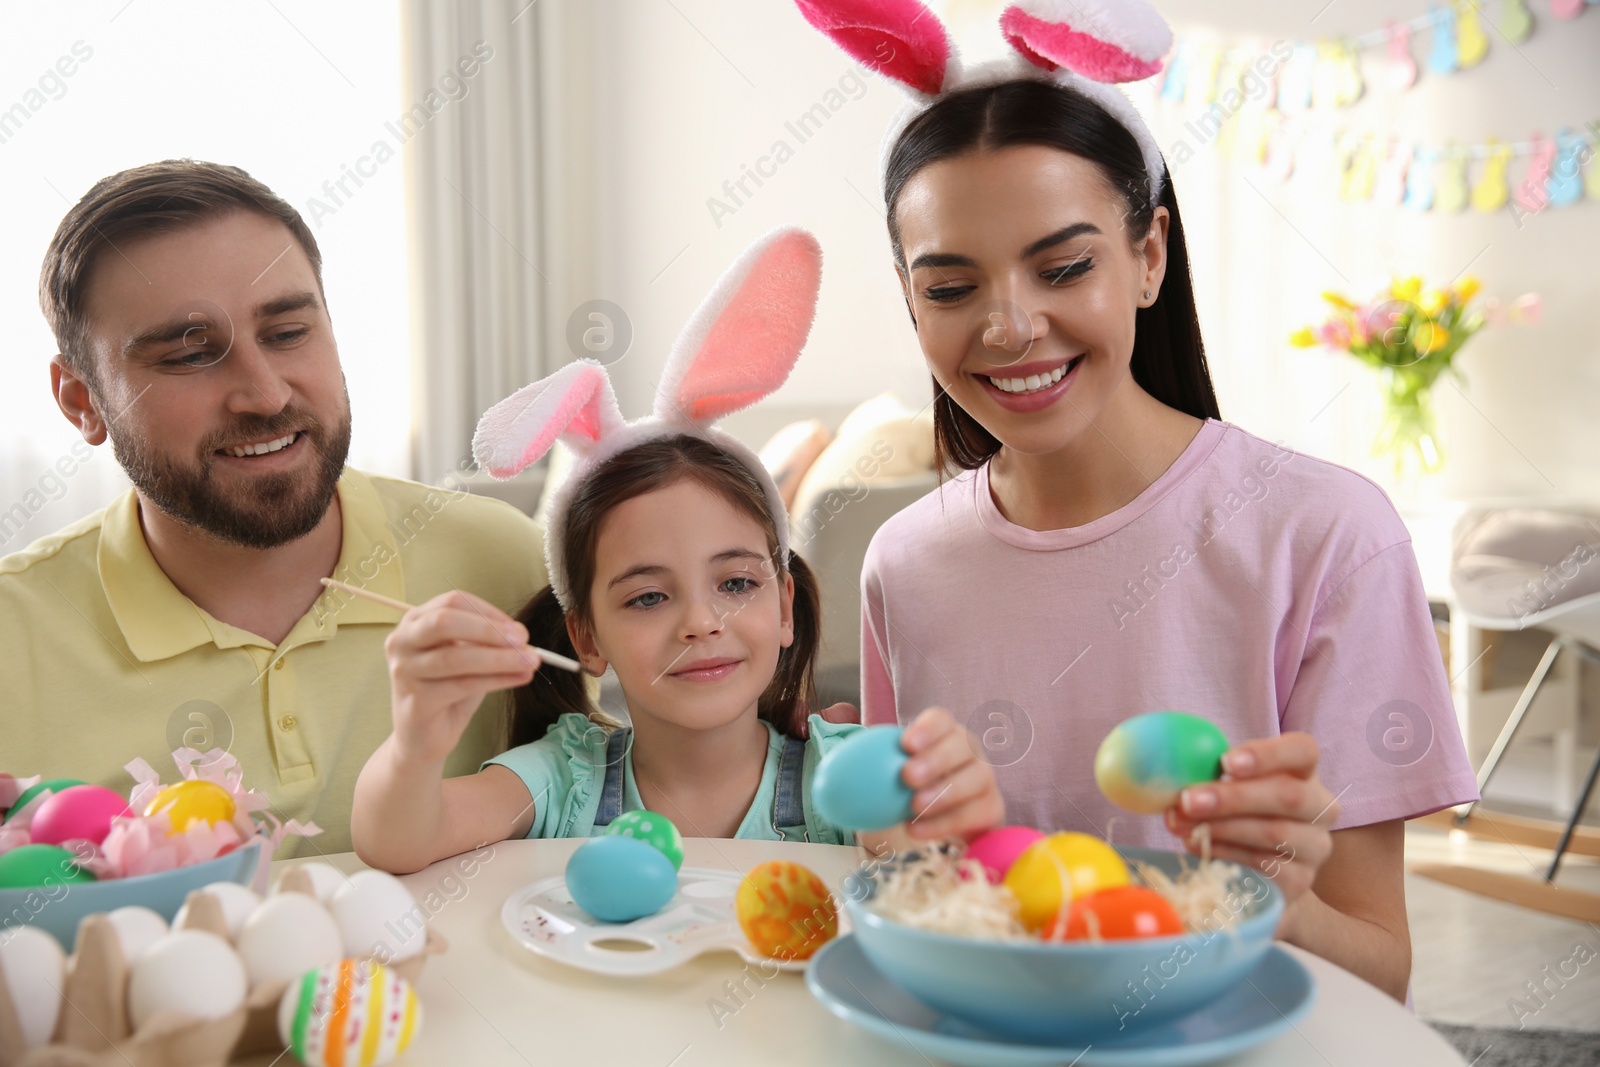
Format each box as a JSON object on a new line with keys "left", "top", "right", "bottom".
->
{"left": 603, "top": 810, "right": 684, "bottom": 870}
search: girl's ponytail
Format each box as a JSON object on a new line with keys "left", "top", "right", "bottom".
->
{"left": 759, "top": 550, "right": 821, "bottom": 739}
{"left": 507, "top": 585, "right": 594, "bottom": 749}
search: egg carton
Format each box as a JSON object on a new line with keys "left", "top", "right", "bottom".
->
{"left": 0, "top": 867, "right": 444, "bottom": 1067}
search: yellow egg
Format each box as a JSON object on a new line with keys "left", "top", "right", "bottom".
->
{"left": 144, "top": 780, "right": 237, "bottom": 834}
{"left": 735, "top": 861, "right": 838, "bottom": 961}
{"left": 1003, "top": 832, "right": 1130, "bottom": 932}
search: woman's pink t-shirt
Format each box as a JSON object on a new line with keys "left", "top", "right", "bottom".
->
{"left": 861, "top": 420, "right": 1479, "bottom": 846}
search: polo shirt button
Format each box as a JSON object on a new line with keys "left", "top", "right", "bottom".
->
{"left": 279, "top": 715, "right": 298, "bottom": 732}
{"left": 273, "top": 659, "right": 286, "bottom": 671}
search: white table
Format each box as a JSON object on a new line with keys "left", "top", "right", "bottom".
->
{"left": 248, "top": 839, "right": 1466, "bottom": 1066}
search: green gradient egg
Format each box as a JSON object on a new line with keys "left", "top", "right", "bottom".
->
{"left": 603, "top": 810, "right": 684, "bottom": 870}
{"left": 1095, "top": 711, "right": 1229, "bottom": 814}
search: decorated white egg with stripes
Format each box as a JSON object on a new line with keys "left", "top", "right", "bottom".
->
{"left": 276, "top": 958, "right": 421, "bottom": 1067}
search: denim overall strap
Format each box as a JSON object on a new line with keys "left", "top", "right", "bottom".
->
{"left": 771, "top": 736, "right": 808, "bottom": 834}
{"left": 593, "top": 727, "right": 631, "bottom": 828}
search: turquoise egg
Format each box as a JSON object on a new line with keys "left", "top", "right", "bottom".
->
{"left": 812, "top": 726, "right": 914, "bottom": 832}
{"left": 1095, "top": 711, "right": 1229, "bottom": 814}
{"left": 603, "top": 810, "right": 684, "bottom": 870}
{"left": 566, "top": 836, "right": 677, "bottom": 922}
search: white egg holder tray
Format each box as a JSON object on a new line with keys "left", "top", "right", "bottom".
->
{"left": 501, "top": 866, "right": 847, "bottom": 977}
{"left": 0, "top": 865, "right": 444, "bottom": 1067}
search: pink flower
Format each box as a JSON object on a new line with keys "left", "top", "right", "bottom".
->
{"left": 1317, "top": 319, "right": 1353, "bottom": 349}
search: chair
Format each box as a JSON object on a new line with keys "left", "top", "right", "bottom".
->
{"left": 1450, "top": 508, "right": 1600, "bottom": 881}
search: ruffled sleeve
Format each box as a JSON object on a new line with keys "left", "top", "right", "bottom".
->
{"left": 801, "top": 714, "right": 864, "bottom": 845}
{"left": 482, "top": 714, "right": 614, "bottom": 839}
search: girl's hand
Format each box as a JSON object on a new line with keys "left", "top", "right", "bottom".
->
{"left": 385, "top": 590, "right": 539, "bottom": 767}
{"left": 899, "top": 707, "right": 1006, "bottom": 840}
{"left": 1164, "top": 732, "right": 1339, "bottom": 905}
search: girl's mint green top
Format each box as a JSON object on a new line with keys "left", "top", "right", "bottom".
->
{"left": 484, "top": 713, "right": 862, "bottom": 844}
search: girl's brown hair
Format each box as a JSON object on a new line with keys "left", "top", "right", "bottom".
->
{"left": 507, "top": 435, "right": 821, "bottom": 749}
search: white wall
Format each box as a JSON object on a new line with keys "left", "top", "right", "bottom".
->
{"left": 575, "top": 0, "right": 929, "bottom": 426}
{"left": 0, "top": 2, "right": 410, "bottom": 551}
{"left": 1141, "top": 0, "right": 1600, "bottom": 501}
{"left": 575, "top": 0, "right": 1600, "bottom": 503}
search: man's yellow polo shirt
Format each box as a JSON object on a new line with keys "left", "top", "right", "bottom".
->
{"left": 0, "top": 468, "right": 546, "bottom": 856}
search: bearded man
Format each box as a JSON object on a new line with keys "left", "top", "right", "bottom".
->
{"left": 0, "top": 160, "right": 546, "bottom": 854}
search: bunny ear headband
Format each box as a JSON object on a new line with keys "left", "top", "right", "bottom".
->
{"left": 793, "top": 0, "right": 1171, "bottom": 206}
{"left": 473, "top": 227, "right": 823, "bottom": 611}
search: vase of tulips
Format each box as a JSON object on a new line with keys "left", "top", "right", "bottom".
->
{"left": 1291, "top": 276, "right": 1537, "bottom": 485}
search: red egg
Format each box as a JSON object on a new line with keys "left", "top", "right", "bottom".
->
{"left": 1044, "top": 885, "right": 1184, "bottom": 942}
{"left": 28, "top": 785, "right": 131, "bottom": 846}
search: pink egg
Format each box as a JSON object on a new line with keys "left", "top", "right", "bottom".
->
{"left": 964, "top": 826, "right": 1046, "bottom": 883}
{"left": 29, "top": 785, "right": 132, "bottom": 846}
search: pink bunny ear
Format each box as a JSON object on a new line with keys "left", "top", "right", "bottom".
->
{"left": 654, "top": 228, "right": 822, "bottom": 425}
{"left": 1000, "top": 0, "right": 1172, "bottom": 83}
{"left": 472, "top": 360, "right": 625, "bottom": 479}
{"left": 794, "top": 0, "right": 953, "bottom": 96}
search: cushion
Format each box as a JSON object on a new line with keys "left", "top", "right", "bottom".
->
{"left": 759, "top": 420, "right": 832, "bottom": 510}
{"left": 791, "top": 393, "right": 935, "bottom": 513}
{"left": 1450, "top": 508, "right": 1600, "bottom": 621}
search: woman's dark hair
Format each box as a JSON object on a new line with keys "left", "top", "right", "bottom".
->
{"left": 507, "top": 435, "right": 821, "bottom": 749}
{"left": 884, "top": 80, "right": 1220, "bottom": 472}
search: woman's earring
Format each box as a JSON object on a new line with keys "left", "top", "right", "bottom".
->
{"left": 1143, "top": 290, "right": 1153, "bottom": 301}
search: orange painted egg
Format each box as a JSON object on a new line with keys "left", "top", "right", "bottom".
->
{"left": 1045, "top": 885, "right": 1185, "bottom": 942}
{"left": 735, "top": 861, "right": 838, "bottom": 961}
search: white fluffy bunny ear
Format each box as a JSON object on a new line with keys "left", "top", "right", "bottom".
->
{"left": 653, "top": 228, "right": 822, "bottom": 426}
{"left": 999, "top": 0, "right": 1172, "bottom": 83}
{"left": 472, "top": 360, "right": 625, "bottom": 479}
{"left": 793, "top": 0, "right": 955, "bottom": 97}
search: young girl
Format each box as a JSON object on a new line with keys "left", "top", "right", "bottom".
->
{"left": 351, "top": 229, "right": 1003, "bottom": 873}
{"left": 795, "top": 0, "right": 1477, "bottom": 1001}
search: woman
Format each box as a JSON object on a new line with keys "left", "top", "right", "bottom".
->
{"left": 796, "top": 0, "right": 1478, "bottom": 1000}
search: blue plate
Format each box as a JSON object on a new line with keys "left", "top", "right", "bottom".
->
{"left": 807, "top": 935, "right": 1315, "bottom": 1067}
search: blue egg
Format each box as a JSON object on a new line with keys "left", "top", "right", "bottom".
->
{"left": 566, "top": 836, "right": 678, "bottom": 922}
{"left": 813, "top": 726, "right": 914, "bottom": 831}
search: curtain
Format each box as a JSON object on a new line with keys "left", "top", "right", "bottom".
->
{"left": 401, "top": 0, "right": 595, "bottom": 487}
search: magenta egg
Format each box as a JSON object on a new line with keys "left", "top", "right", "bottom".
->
{"left": 964, "top": 825, "right": 1046, "bottom": 883}
{"left": 29, "top": 785, "right": 132, "bottom": 846}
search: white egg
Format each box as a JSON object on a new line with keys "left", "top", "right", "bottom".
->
{"left": 0, "top": 926, "right": 65, "bottom": 1048}
{"left": 174, "top": 882, "right": 261, "bottom": 942}
{"left": 236, "top": 893, "right": 342, "bottom": 988}
{"left": 126, "top": 929, "right": 246, "bottom": 1030}
{"left": 279, "top": 862, "right": 347, "bottom": 904}
{"left": 104, "top": 906, "right": 169, "bottom": 962}
{"left": 330, "top": 870, "right": 426, "bottom": 963}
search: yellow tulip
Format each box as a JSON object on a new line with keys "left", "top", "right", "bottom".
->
{"left": 1420, "top": 288, "right": 1449, "bottom": 316}
{"left": 1391, "top": 276, "right": 1422, "bottom": 304}
{"left": 1289, "top": 326, "right": 1318, "bottom": 347}
{"left": 1454, "top": 276, "right": 1482, "bottom": 304}
{"left": 1413, "top": 321, "right": 1450, "bottom": 354}
{"left": 1321, "top": 291, "right": 1359, "bottom": 311}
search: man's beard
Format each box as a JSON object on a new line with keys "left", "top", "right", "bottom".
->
{"left": 110, "top": 405, "right": 353, "bottom": 550}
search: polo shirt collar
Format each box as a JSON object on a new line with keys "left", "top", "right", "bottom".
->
{"left": 99, "top": 469, "right": 406, "bottom": 662}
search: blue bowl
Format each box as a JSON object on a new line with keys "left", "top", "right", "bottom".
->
{"left": 840, "top": 845, "right": 1282, "bottom": 1044}
{"left": 0, "top": 839, "right": 262, "bottom": 951}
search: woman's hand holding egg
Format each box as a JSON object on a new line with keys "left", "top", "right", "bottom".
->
{"left": 899, "top": 707, "right": 1006, "bottom": 841}
{"left": 1165, "top": 732, "right": 1339, "bottom": 906}
{"left": 385, "top": 591, "right": 540, "bottom": 767}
